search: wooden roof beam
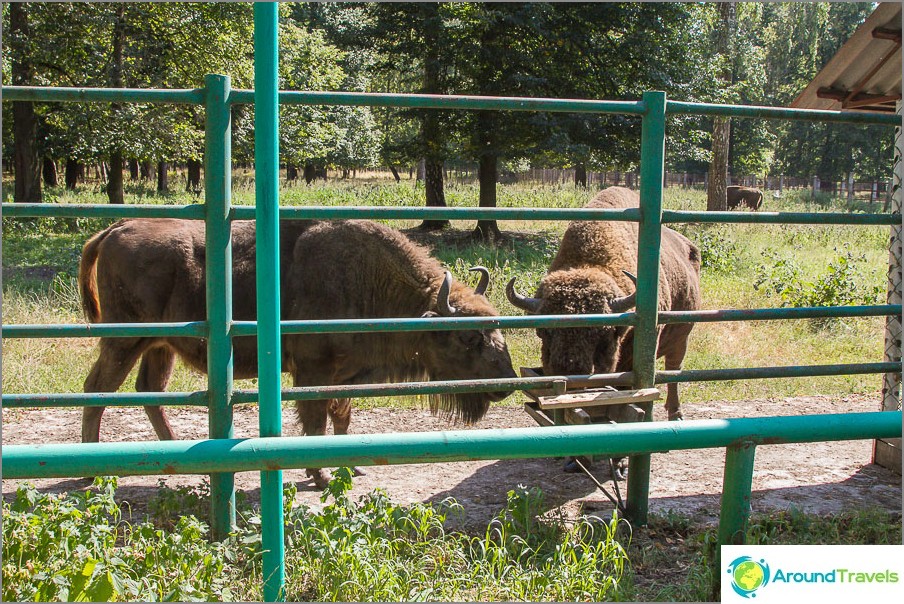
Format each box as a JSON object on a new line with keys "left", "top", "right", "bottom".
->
{"left": 873, "top": 27, "right": 902, "bottom": 44}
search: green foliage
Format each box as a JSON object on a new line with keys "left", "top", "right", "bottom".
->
{"left": 1, "top": 478, "right": 245, "bottom": 602}
{"left": 754, "top": 245, "right": 883, "bottom": 316}
{"left": 685, "top": 225, "right": 739, "bottom": 274}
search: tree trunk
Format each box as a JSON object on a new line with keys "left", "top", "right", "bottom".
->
{"left": 303, "top": 163, "right": 316, "bottom": 184}
{"left": 64, "top": 158, "right": 82, "bottom": 190}
{"left": 157, "top": 161, "right": 169, "bottom": 193}
{"left": 574, "top": 163, "right": 588, "bottom": 188}
{"left": 388, "top": 165, "right": 401, "bottom": 182}
{"left": 420, "top": 159, "right": 449, "bottom": 230}
{"left": 286, "top": 164, "right": 298, "bottom": 182}
{"left": 186, "top": 158, "right": 202, "bottom": 193}
{"left": 106, "top": 4, "right": 126, "bottom": 205}
{"left": 707, "top": 116, "right": 730, "bottom": 211}
{"left": 42, "top": 157, "right": 58, "bottom": 188}
{"left": 473, "top": 152, "right": 503, "bottom": 242}
{"left": 128, "top": 159, "right": 139, "bottom": 180}
{"left": 10, "top": 3, "right": 42, "bottom": 203}
{"left": 706, "top": 2, "right": 735, "bottom": 212}
{"left": 140, "top": 160, "right": 152, "bottom": 180}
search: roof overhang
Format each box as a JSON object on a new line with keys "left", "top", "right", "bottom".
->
{"left": 792, "top": 2, "right": 901, "bottom": 114}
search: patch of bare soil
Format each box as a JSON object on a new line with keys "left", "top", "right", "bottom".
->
{"left": 2, "top": 394, "right": 901, "bottom": 532}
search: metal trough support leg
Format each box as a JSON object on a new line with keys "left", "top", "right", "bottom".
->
{"left": 719, "top": 441, "right": 757, "bottom": 545}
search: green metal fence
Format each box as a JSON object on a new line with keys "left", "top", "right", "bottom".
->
{"left": 2, "top": 6, "right": 901, "bottom": 600}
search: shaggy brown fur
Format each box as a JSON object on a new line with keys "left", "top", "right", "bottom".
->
{"left": 283, "top": 220, "right": 516, "bottom": 485}
{"left": 79, "top": 218, "right": 516, "bottom": 486}
{"left": 508, "top": 186, "right": 701, "bottom": 420}
{"left": 726, "top": 185, "right": 764, "bottom": 210}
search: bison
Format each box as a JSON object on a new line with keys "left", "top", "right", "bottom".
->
{"left": 726, "top": 185, "right": 764, "bottom": 210}
{"left": 506, "top": 186, "right": 701, "bottom": 422}
{"left": 79, "top": 218, "right": 516, "bottom": 486}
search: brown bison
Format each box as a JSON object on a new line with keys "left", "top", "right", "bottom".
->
{"left": 726, "top": 185, "right": 764, "bottom": 210}
{"left": 506, "top": 186, "right": 701, "bottom": 422}
{"left": 79, "top": 218, "right": 516, "bottom": 486}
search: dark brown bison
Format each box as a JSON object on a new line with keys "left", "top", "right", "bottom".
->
{"left": 79, "top": 218, "right": 516, "bottom": 486}
{"left": 506, "top": 186, "right": 701, "bottom": 422}
{"left": 726, "top": 185, "right": 764, "bottom": 210}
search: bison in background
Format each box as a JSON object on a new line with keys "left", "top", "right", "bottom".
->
{"left": 506, "top": 186, "right": 701, "bottom": 422}
{"left": 727, "top": 185, "right": 764, "bottom": 210}
{"left": 79, "top": 218, "right": 516, "bottom": 487}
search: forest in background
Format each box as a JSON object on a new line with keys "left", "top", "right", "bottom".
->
{"left": 2, "top": 2, "right": 895, "bottom": 216}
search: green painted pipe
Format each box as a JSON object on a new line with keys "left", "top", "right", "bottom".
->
{"left": 659, "top": 305, "right": 900, "bottom": 323}
{"left": 3, "top": 411, "right": 898, "bottom": 479}
{"left": 253, "top": 4, "right": 285, "bottom": 600}
{"left": 1, "top": 85, "right": 204, "bottom": 104}
{"left": 227, "top": 89, "right": 646, "bottom": 114}
{"left": 667, "top": 100, "right": 901, "bottom": 126}
{"left": 627, "top": 90, "right": 668, "bottom": 525}
{"left": 719, "top": 442, "right": 757, "bottom": 545}
{"left": 0, "top": 203, "right": 205, "bottom": 219}
{"left": 657, "top": 362, "right": 900, "bottom": 383}
{"left": 2, "top": 322, "right": 207, "bottom": 339}
{"left": 205, "top": 73, "right": 237, "bottom": 540}
{"left": 662, "top": 209, "right": 899, "bottom": 226}
{"left": 1, "top": 391, "right": 208, "bottom": 408}
{"left": 229, "top": 205, "right": 642, "bottom": 221}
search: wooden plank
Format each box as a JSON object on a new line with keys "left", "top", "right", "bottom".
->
{"left": 523, "top": 403, "right": 555, "bottom": 427}
{"left": 538, "top": 387, "right": 660, "bottom": 410}
{"left": 873, "top": 438, "right": 902, "bottom": 475}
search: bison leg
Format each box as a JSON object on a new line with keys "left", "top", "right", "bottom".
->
{"left": 136, "top": 346, "right": 177, "bottom": 440}
{"left": 83, "top": 337, "right": 150, "bottom": 442}
{"left": 328, "top": 398, "right": 366, "bottom": 477}
{"left": 661, "top": 324, "right": 692, "bottom": 421}
{"left": 295, "top": 399, "right": 332, "bottom": 488}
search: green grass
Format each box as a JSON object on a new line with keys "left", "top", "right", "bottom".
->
{"left": 4, "top": 475, "right": 898, "bottom": 602}
{"left": 2, "top": 179, "right": 891, "bottom": 404}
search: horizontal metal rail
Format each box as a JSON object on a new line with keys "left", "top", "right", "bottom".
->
{"left": 667, "top": 100, "right": 901, "bottom": 126}
{"left": 3, "top": 322, "right": 208, "bottom": 339}
{"left": 0, "top": 85, "right": 205, "bottom": 104}
{"left": 657, "top": 362, "right": 901, "bottom": 383}
{"left": 3, "top": 85, "right": 899, "bottom": 127}
{"left": 0, "top": 203, "right": 206, "bottom": 220}
{"left": 1, "top": 391, "right": 209, "bottom": 408}
{"left": 3, "top": 411, "right": 899, "bottom": 479}
{"left": 6, "top": 304, "right": 895, "bottom": 341}
{"left": 662, "top": 209, "right": 900, "bottom": 226}
{"left": 2, "top": 204, "right": 895, "bottom": 226}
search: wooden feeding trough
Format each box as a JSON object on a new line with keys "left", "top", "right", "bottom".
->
{"left": 520, "top": 367, "right": 659, "bottom": 429}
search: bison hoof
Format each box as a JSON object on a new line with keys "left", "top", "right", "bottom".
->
{"left": 563, "top": 456, "right": 590, "bottom": 473}
{"left": 307, "top": 469, "right": 331, "bottom": 490}
{"left": 611, "top": 457, "right": 629, "bottom": 481}
{"left": 668, "top": 411, "right": 684, "bottom": 421}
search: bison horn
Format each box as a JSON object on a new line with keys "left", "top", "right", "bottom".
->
{"left": 610, "top": 271, "right": 637, "bottom": 313}
{"left": 436, "top": 271, "right": 457, "bottom": 316}
{"left": 469, "top": 266, "right": 490, "bottom": 296}
{"left": 506, "top": 277, "right": 543, "bottom": 314}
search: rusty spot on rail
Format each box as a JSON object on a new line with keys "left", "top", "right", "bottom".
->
{"left": 162, "top": 465, "right": 177, "bottom": 475}
{"left": 373, "top": 457, "right": 389, "bottom": 466}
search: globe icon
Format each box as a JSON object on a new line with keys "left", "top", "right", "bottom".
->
{"left": 733, "top": 560, "right": 765, "bottom": 592}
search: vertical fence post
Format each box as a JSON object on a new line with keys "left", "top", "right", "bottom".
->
{"left": 626, "top": 90, "right": 666, "bottom": 525}
{"left": 204, "top": 73, "right": 235, "bottom": 540}
{"left": 254, "top": 3, "right": 285, "bottom": 601}
{"left": 719, "top": 442, "right": 757, "bottom": 545}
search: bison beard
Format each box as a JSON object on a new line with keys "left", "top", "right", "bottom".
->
{"left": 78, "top": 218, "right": 516, "bottom": 487}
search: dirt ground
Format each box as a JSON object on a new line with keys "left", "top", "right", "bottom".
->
{"left": 2, "top": 394, "right": 901, "bottom": 531}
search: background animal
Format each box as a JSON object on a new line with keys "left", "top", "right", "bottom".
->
{"left": 726, "top": 185, "right": 764, "bottom": 210}
{"left": 506, "top": 186, "right": 701, "bottom": 421}
{"left": 79, "top": 218, "right": 516, "bottom": 487}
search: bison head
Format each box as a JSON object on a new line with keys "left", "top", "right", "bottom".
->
{"left": 507, "top": 268, "right": 635, "bottom": 376}
{"left": 420, "top": 268, "right": 517, "bottom": 423}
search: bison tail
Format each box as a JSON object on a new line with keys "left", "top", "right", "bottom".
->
{"left": 78, "top": 228, "right": 108, "bottom": 323}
